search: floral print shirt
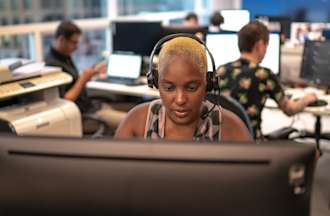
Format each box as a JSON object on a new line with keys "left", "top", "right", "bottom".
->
{"left": 216, "top": 58, "right": 285, "bottom": 138}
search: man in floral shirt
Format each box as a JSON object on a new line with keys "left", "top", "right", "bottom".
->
{"left": 216, "top": 21, "right": 317, "bottom": 139}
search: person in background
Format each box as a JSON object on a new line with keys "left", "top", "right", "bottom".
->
{"left": 45, "top": 20, "right": 126, "bottom": 134}
{"left": 115, "top": 36, "right": 252, "bottom": 142}
{"left": 183, "top": 12, "right": 199, "bottom": 27}
{"left": 209, "top": 11, "right": 224, "bottom": 32}
{"left": 216, "top": 21, "right": 317, "bottom": 139}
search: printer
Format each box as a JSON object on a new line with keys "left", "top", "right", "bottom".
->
{"left": 0, "top": 59, "right": 82, "bottom": 137}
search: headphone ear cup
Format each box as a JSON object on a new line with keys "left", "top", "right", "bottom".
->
{"left": 206, "top": 71, "right": 214, "bottom": 92}
{"left": 147, "top": 69, "right": 154, "bottom": 88}
{"left": 147, "top": 67, "right": 159, "bottom": 89}
{"left": 153, "top": 68, "right": 159, "bottom": 89}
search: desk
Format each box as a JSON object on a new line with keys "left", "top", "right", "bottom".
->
{"left": 265, "top": 89, "right": 330, "bottom": 149}
{"left": 86, "top": 81, "right": 160, "bottom": 98}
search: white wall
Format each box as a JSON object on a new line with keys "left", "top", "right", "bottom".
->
{"left": 210, "top": 0, "right": 242, "bottom": 11}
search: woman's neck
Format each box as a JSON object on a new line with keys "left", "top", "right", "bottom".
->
{"left": 164, "top": 116, "right": 199, "bottom": 140}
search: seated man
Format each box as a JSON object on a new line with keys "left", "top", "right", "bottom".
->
{"left": 183, "top": 12, "right": 199, "bottom": 27}
{"left": 45, "top": 20, "right": 126, "bottom": 134}
{"left": 209, "top": 11, "right": 224, "bottom": 32}
{"left": 115, "top": 36, "right": 251, "bottom": 142}
{"left": 216, "top": 21, "right": 317, "bottom": 139}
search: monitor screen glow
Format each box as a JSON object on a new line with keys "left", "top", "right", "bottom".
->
{"left": 220, "top": 10, "right": 250, "bottom": 32}
{"left": 206, "top": 33, "right": 281, "bottom": 75}
{"left": 107, "top": 54, "right": 142, "bottom": 79}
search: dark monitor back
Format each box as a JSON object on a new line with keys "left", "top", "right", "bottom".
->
{"left": 112, "top": 21, "right": 163, "bottom": 56}
{"left": 300, "top": 40, "right": 330, "bottom": 86}
{"left": 162, "top": 25, "right": 209, "bottom": 41}
{"left": 322, "top": 29, "right": 330, "bottom": 39}
{"left": 256, "top": 15, "right": 292, "bottom": 39}
{"left": 0, "top": 135, "right": 316, "bottom": 216}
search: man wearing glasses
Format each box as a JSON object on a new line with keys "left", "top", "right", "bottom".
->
{"left": 45, "top": 20, "right": 125, "bottom": 135}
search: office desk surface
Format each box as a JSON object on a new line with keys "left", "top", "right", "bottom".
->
{"left": 265, "top": 88, "right": 330, "bottom": 116}
{"left": 88, "top": 83, "right": 330, "bottom": 116}
{"left": 87, "top": 81, "right": 160, "bottom": 98}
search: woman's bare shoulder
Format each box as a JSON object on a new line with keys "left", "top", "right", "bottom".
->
{"left": 115, "top": 102, "right": 150, "bottom": 139}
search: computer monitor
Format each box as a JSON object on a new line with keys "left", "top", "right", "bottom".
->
{"left": 0, "top": 135, "right": 316, "bottom": 215}
{"left": 219, "top": 10, "right": 250, "bottom": 32}
{"left": 256, "top": 15, "right": 291, "bottom": 39}
{"left": 322, "top": 29, "right": 330, "bottom": 40}
{"left": 206, "top": 32, "right": 281, "bottom": 75}
{"left": 162, "top": 25, "right": 209, "bottom": 41}
{"left": 111, "top": 21, "right": 163, "bottom": 56}
{"left": 300, "top": 40, "right": 330, "bottom": 86}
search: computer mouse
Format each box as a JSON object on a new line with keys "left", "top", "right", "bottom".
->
{"left": 308, "top": 99, "right": 328, "bottom": 107}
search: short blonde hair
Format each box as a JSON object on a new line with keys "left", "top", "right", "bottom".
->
{"left": 158, "top": 37, "right": 207, "bottom": 76}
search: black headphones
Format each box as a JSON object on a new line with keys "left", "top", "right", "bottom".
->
{"left": 146, "top": 33, "right": 217, "bottom": 92}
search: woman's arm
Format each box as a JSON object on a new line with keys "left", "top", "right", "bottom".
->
{"left": 221, "top": 109, "right": 253, "bottom": 142}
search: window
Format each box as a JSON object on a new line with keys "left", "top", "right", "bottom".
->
{"left": 23, "top": 0, "right": 32, "bottom": 10}
{"left": 1, "top": 18, "right": 8, "bottom": 25}
{"left": 0, "top": 1, "right": 4, "bottom": 10}
{"left": 10, "top": 0, "right": 19, "bottom": 11}
{"left": 42, "top": 29, "right": 107, "bottom": 72}
{"left": 117, "top": 0, "right": 194, "bottom": 15}
{"left": 72, "top": 30, "right": 107, "bottom": 72}
{"left": 0, "top": 34, "right": 31, "bottom": 59}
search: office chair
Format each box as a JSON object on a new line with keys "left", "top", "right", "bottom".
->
{"left": 311, "top": 148, "right": 330, "bottom": 216}
{"left": 205, "top": 93, "right": 254, "bottom": 137}
{"left": 206, "top": 93, "right": 299, "bottom": 140}
{"left": 82, "top": 114, "right": 109, "bottom": 138}
{"left": 81, "top": 96, "right": 113, "bottom": 138}
{"left": 264, "top": 126, "right": 298, "bottom": 140}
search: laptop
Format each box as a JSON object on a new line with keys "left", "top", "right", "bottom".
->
{"left": 99, "top": 53, "right": 142, "bottom": 85}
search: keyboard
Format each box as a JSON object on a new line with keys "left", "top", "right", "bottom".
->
{"left": 97, "top": 77, "right": 146, "bottom": 86}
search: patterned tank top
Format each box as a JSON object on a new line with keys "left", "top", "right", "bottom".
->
{"left": 144, "top": 99, "right": 222, "bottom": 141}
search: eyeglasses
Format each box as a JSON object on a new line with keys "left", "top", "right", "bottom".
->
{"left": 65, "top": 34, "right": 81, "bottom": 46}
{"left": 67, "top": 38, "right": 80, "bottom": 46}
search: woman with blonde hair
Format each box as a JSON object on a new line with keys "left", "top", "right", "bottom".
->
{"left": 115, "top": 35, "right": 251, "bottom": 142}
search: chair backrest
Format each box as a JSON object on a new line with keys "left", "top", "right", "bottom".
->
{"left": 311, "top": 149, "right": 330, "bottom": 216}
{"left": 206, "top": 93, "right": 254, "bottom": 137}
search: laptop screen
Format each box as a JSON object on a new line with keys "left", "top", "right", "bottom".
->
{"left": 107, "top": 54, "right": 142, "bottom": 79}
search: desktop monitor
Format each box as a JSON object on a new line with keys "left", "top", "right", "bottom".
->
{"left": 0, "top": 135, "right": 316, "bottom": 216}
{"left": 206, "top": 32, "right": 281, "bottom": 75}
{"left": 219, "top": 10, "right": 250, "bottom": 32}
{"left": 322, "top": 29, "right": 330, "bottom": 40}
{"left": 161, "top": 25, "right": 209, "bottom": 41}
{"left": 300, "top": 40, "right": 330, "bottom": 86}
{"left": 111, "top": 21, "right": 163, "bottom": 56}
{"left": 256, "top": 15, "right": 291, "bottom": 39}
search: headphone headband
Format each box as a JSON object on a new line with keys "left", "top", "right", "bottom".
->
{"left": 147, "top": 33, "right": 216, "bottom": 91}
